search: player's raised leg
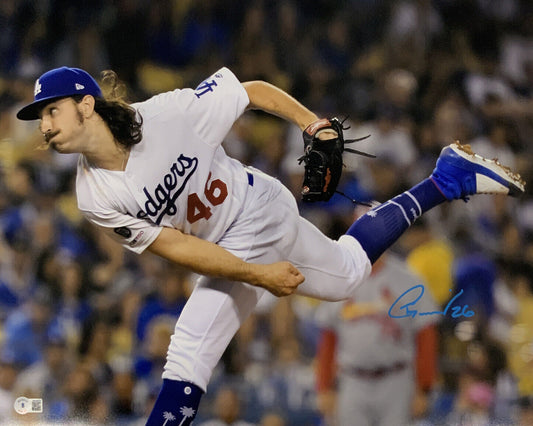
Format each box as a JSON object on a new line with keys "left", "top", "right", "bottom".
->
{"left": 345, "top": 142, "right": 525, "bottom": 263}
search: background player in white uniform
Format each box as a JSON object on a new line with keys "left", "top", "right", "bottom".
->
{"left": 314, "top": 249, "right": 439, "bottom": 426}
{"left": 16, "top": 66, "right": 524, "bottom": 425}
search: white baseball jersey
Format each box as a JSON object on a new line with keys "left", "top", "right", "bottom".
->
{"left": 77, "top": 67, "right": 251, "bottom": 253}
{"left": 314, "top": 256, "right": 439, "bottom": 426}
{"left": 75, "top": 67, "right": 373, "bottom": 391}
{"left": 315, "top": 255, "right": 438, "bottom": 369}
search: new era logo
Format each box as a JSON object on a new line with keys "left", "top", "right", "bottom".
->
{"left": 75, "top": 83, "right": 85, "bottom": 90}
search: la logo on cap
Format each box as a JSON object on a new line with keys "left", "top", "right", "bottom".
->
{"left": 34, "top": 80, "right": 42, "bottom": 96}
{"left": 75, "top": 83, "right": 85, "bottom": 90}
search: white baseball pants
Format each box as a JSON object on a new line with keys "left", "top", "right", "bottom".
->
{"left": 162, "top": 168, "right": 371, "bottom": 390}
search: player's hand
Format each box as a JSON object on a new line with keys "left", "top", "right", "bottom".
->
{"left": 411, "top": 388, "right": 430, "bottom": 419}
{"left": 316, "top": 390, "right": 337, "bottom": 418}
{"left": 253, "top": 261, "right": 304, "bottom": 297}
{"left": 316, "top": 128, "right": 338, "bottom": 140}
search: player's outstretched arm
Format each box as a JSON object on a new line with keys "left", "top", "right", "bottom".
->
{"left": 242, "top": 80, "right": 319, "bottom": 131}
{"left": 147, "top": 227, "right": 304, "bottom": 297}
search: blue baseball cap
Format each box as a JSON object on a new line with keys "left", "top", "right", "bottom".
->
{"left": 17, "top": 66, "right": 103, "bottom": 120}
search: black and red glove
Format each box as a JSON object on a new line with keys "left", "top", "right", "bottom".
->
{"left": 299, "top": 117, "right": 374, "bottom": 202}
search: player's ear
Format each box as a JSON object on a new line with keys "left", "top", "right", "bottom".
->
{"left": 78, "top": 94, "right": 96, "bottom": 118}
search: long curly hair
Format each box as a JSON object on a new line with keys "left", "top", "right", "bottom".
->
{"left": 86, "top": 70, "right": 143, "bottom": 148}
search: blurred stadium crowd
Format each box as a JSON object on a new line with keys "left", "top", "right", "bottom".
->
{"left": 0, "top": 0, "right": 532, "bottom": 424}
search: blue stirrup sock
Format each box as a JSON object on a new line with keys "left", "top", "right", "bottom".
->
{"left": 346, "top": 178, "right": 447, "bottom": 264}
{"left": 145, "top": 379, "right": 204, "bottom": 426}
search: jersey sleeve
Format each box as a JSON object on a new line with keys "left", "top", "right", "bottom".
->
{"left": 135, "top": 67, "right": 249, "bottom": 149}
{"left": 81, "top": 207, "right": 163, "bottom": 254}
{"left": 189, "top": 67, "right": 249, "bottom": 147}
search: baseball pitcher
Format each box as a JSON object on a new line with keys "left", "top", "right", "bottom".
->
{"left": 16, "top": 66, "right": 525, "bottom": 425}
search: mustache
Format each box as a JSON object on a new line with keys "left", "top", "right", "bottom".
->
{"left": 43, "top": 130, "right": 59, "bottom": 144}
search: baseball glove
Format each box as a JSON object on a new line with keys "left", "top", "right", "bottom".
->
{"left": 298, "top": 117, "right": 374, "bottom": 202}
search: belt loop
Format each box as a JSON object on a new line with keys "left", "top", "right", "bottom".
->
{"left": 247, "top": 171, "right": 254, "bottom": 186}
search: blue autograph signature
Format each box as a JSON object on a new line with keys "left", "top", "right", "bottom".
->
{"left": 388, "top": 285, "right": 475, "bottom": 319}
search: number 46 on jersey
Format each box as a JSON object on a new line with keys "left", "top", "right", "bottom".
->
{"left": 187, "top": 173, "right": 228, "bottom": 223}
